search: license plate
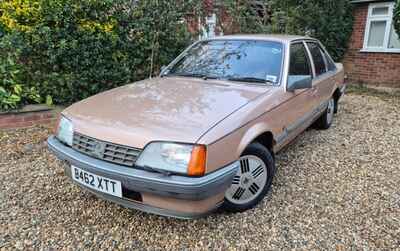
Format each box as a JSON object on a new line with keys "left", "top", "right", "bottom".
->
{"left": 71, "top": 165, "right": 122, "bottom": 198}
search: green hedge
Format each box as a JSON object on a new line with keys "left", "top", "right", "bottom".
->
{"left": 0, "top": 0, "right": 195, "bottom": 108}
{"left": 0, "top": 34, "right": 43, "bottom": 110}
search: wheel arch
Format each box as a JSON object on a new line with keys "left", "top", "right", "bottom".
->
{"left": 332, "top": 88, "right": 342, "bottom": 113}
{"left": 252, "top": 131, "right": 275, "bottom": 157}
{"left": 333, "top": 88, "right": 341, "bottom": 102}
{"left": 238, "top": 123, "right": 276, "bottom": 159}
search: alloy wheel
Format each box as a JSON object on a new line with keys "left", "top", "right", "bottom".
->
{"left": 225, "top": 155, "right": 268, "bottom": 205}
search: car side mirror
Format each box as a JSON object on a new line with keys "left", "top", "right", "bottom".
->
{"left": 287, "top": 75, "right": 312, "bottom": 92}
{"left": 159, "top": 65, "right": 168, "bottom": 77}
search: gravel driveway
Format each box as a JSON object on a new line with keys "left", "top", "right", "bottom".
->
{"left": 1, "top": 91, "right": 399, "bottom": 250}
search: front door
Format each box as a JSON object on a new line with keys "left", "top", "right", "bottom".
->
{"left": 274, "top": 41, "right": 317, "bottom": 148}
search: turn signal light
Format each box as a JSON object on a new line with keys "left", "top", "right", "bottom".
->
{"left": 187, "top": 145, "right": 207, "bottom": 176}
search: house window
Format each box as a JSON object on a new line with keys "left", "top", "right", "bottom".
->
{"left": 363, "top": 2, "right": 400, "bottom": 53}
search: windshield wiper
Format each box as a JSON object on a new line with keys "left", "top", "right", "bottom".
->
{"left": 163, "top": 72, "right": 218, "bottom": 80}
{"left": 227, "top": 77, "right": 275, "bottom": 85}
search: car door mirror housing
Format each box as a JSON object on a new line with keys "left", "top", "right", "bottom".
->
{"left": 160, "top": 65, "right": 168, "bottom": 77}
{"left": 287, "top": 75, "right": 312, "bottom": 92}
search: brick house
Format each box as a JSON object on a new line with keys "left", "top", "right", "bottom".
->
{"left": 343, "top": 0, "right": 400, "bottom": 87}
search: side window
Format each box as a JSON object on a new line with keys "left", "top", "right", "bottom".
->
{"left": 306, "top": 42, "right": 327, "bottom": 76}
{"left": 289, "top": 43, "right": 312, "bottom": 76}
{"left": 321, "top": 48, "right": 337, "bottom": 71}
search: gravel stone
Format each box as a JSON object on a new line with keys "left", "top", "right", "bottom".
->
{"left": 1, "top": 93, "right": 399, "bottom": 250}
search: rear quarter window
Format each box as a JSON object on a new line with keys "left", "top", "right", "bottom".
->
{"left": 321, "top": 48, "right": 337, "bottom": 72}
{"left": 306, "top": 42, "right": 327, "bottom": 76}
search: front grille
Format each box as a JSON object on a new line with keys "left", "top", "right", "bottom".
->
{"left": 73, "top": 133, "right": 97, "bottom": 153}
{"left": 72, "top": 132, "right": 141, "bottom": 166}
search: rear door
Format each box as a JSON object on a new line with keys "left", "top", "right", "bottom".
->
{"left": 305, "top": 41, "right": 337, "bottom": 109}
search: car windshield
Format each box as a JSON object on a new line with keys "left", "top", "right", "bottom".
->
{"left": 165, "top": 40, "right": 284, "bottom": 84}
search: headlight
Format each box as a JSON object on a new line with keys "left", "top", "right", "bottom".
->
{"left": 56, "top": 116, "right": 73, "bottom": 146}
{"left": 135, "top": 142, "right": 206, "bottom": 176}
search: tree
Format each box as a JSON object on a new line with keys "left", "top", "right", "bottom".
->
{"left": 217, "top": 0, "right": 353, "bottom": 61}
{"left": 277, "top": 0, "right": 354, "bottom": 61}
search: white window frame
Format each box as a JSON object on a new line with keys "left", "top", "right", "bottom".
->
{"left": 362, "top": 1, "right": 400, "bottom": 53}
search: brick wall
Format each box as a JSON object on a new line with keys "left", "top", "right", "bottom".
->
{"left": 0, "top": 109, "right": 58, "bottom": 130}
{"left": 343, "top": 3, "right": 400, "bottom": 87}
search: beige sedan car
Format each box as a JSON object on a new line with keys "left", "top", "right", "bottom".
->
{"left": 48, "top": 35, "right": 345, "bottom": 219}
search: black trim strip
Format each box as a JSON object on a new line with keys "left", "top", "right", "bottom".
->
{"left": 274, "top": 100, "right": 328, "bottom": 146}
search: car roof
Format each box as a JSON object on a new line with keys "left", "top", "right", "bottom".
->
{"left": 209, "top": 34, "right": 316, "bottom": 43}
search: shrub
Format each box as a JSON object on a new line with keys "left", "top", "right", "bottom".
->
{"left": 0, "top": 23, "right": 6, "bottom": 37}
{"left": 0, "top": 56, "right": 25, "bottom": 110}
{"left": 0, "top": 42, "right": 41, "bottom": 110}
{"left": 0, "top": 0, "right": 195, "bottom": 105}
{"left": 394, "top": 0, "right": 400, "bottom": 36}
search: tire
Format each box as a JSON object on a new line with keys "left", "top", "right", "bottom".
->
{"left": 333, "top": 98, "right": 339, "bottom": 114}
{"left": 222, "top": 142, "right": 275, "bottom": 213}
{"left": 314, "top": 97, "right": 335, "bottom": 130}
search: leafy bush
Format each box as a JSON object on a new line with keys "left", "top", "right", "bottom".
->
{"left": 0, "top": 48, "right": 41, "bottom": 110}
{"left": 219, "top": 0, "right": 354, "bottom": 61}
{"left": 394, "top": 0, "right": 400, "bottom": 36}
{"left": 0, "top": 0, "right": 195, "bottom": 105}
{"left": 0, "top": 36, "right": 42, "bottom": 110}
{"left": 0, "top": 23, "right": 6, "bottom": 38}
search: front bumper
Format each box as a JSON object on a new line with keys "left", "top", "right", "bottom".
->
{"left": 47, "top": 136, "right": 239, "bottom": 218}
